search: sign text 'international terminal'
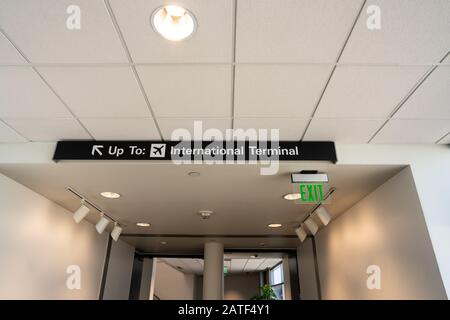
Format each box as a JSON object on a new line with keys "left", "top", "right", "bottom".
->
{"left": 53, "top": 140, "right": 337, "bottom": 163}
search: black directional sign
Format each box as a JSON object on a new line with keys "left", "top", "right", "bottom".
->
{"left": 53, "top": 140, "right": 337, "bottom": 163}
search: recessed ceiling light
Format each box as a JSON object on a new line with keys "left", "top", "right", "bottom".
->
{"left": 151, "top": 5, "right": 196, "bottom": 41}
{"left": 160, "top": 241, "right": 167, "bottom": 245}
{"left": 188, "top": 172, "right": 200, "bottom": 177}
{"left": 136, "top": 222, "right": 151, "bottom": 227}
{"left": 268, "top": 223, "right": 282, "bottom": 228}
{"left": 100, "top": 192, "right": 121, "bottom": 199}
{"left": 283, "top": 193, "right": 301, "bottom": 201}
{"left": 198, "top": 210, "right": 214, "bottom": 220}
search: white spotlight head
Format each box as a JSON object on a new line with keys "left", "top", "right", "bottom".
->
{"left": 111, "top": 223, "right": 123, "bottom": 242}
{"left": 304, "top": 218, "right": 319, "bottom": 236}
{"left": 295, "top": 225, "right": 308, "bottom": 242}
{"left": 316, "top": 206, "right": 331, "bottom": 226}
{"left": 73, "top": 203, "right": 90, "bottom": 224}
{"left": 96, "top": 214, "right": 110, "bottom": 234}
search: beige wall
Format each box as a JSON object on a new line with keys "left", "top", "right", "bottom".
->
{"left": 302, "top": 167, "right": 446, "bottom": 299}
{"left": 103, "top": 239, "right": 135, "bottom": 300}
{"left": 0, "top": 173, "right": 107, "bottom": 299}
{"left": 297, "top": 241, "right": 319, "bottom": 300}
{"left": 154, "top": 261, "right": 195, "bottom": 300}
{"left": 224, "top": 273, "right": 260, "bottom": 300}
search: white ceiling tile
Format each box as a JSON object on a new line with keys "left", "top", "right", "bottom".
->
{"left": 340, "top": 0, "right": 450, "bottom": 64}
{"left": 243, "top": 258, "right": 263, "bottom": 271}
{"left": 0, "top": 67, "right": 70, "bottom": 118}
{"left": 157, "top": 118, "right": 231, "bottom": 140}
{"left": 0, "top": 0, "right": 127, "bottom": 63}
{"left": 38, "top": 66, "right": 150, "bottom": 118}
{"left": 437, "top": 133, "right": 450, "bottom": 145}
{"left": 230, "top": 259, "right": 247, "bottom": 273}
{"left": 371, "top": 119, "right": 450, "bottom": 144}
{"left": 257, "top": 258, "right": 281, "bottom": 270}
{"left": 80, "top": 118, "right": 160, "bottom": 140}
{"left": 394, "top": 66, "right": 450, "bottom": 119}
{"left": 236, "top": 0, "right": 364, "bottom": 63}
{"left": 315, "top": 66, "right": 428, "bottom": 118}
{"left": 108, "top": 0, "right": 233, "bottom": 63}
{"left": 137, "top": 65, "right": 232, "bottom": 117}
{"left": 234, "top": 65, "right": 332, "bottom": 117}
{"left": 233, "top": 118, "right": 309, "bottom": 140}
{"left": 0, "top": 121, "right": 27, "bottom": 142}
{"left": 0, "top": 32, "right": 25, "bottom": 64}
{"left": 304, "top": 118, "right": 385, "bottom": 143}
{"left": 4, "top": 118, "right": 91, "bottom": 141}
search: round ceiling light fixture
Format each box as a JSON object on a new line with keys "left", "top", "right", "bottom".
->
{"left": 268, "top": 223, "right": 282, "bottom": 228}
{"left": 100, "top": 191, "right": 121, "bottom": 199}
{"left": 151, "top": 5, "right": 196, "bottom": 41}
{"left": 136, "top": 222, "right": 151, "bottom": 227}
{"left": 188, "top": 171, "right": 201, "bottom": 177}
{"left": 283, "top": 193, "right": 301, "bottom": 201}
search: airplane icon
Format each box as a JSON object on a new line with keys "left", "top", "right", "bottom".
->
{"left": 150, "top": 144, "right": 166, "bottom": 158}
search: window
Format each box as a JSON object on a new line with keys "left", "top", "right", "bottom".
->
{"left": 269, "top": 263, "right": 285, "bottom": 300}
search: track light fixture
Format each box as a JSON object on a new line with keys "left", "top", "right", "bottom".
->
{"left": 95, "top": 213, "right": 110, "bottom": 234}
{"left": 295, "top": 225, "right": 308, "bottom": 242}
{"left": 111, "top": 222, "right": 123, "bottom": 242}
{"left": 73, "top": 201, "right": 90, "bottom": 223}
{"left": 316, "top": 206, "right": 331, "bottom": 226}
{"left": 304, "top": 218, "right": 319, "bottom": 236}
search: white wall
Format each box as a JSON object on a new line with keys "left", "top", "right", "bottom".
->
{"left": 0, "top": 173, "right": 107, "bottom": 299}
{"left": 303, "top": 167, "right": 446, "bottom": 299}
{"left": 103, "top": 239, "right": 135, "bottom": 300}
{"left": 337, "top": 144, "right": 450, "bottom": 296}
{"left": 154, "top": 261, "right": 195, "bottom": 300}
{"left": 224, "top": 273, "right": 259, "bottom": 300}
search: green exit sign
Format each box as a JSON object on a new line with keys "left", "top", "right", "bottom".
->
{"left": 299, "top": 183, "right": 324, "bottom": 203}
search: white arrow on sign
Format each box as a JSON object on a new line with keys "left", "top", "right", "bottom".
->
{"left": 92, "top": 145, "right": 104, "bottom": 156}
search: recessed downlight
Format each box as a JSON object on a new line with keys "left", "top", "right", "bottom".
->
{"left": 160, "top": 241, "right": 168, "bottom": 245}
{"left": 151, "top": 5, "right": 196, "bottom": 41}
{"left": 136, "top": 222, "right": 151, "bottom": 227}
{"left": 100, "top": 192, "right": 121, "bottom": 199}
{"left": 283, "top": 193, "right": 301, "bottom": 201}
{"left": 188, "top": 171, "right": 201, "bottom": 177}
{"left": 268, "top": 223, "right": 282, "bottom": 228}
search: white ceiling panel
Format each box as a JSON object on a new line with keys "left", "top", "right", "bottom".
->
{"left": 234, "top": 65, "right": 332, "bottom": 117}
{"left": 304, "top": 118, "right": 385, "bottom": 143}
{"left": 372, "top": 119, "right": 450, "bottom": 144}
{"left": 233, "top": 118, "right": 309, "bottom": 140}
{"left": 257, "top": 258, "right": 282, "bottom": 271}
{"left": 0, "top": 0, "right": 127, "bottom": 63}
{"left": 0, "top": 67, "right": 70, "bottom": 118}
{"left": 394, "top": 66, "right": 450, "bottom": 119}
{"left": 230, "top": 259, "right": 247, "bottom": 273}
{"left": 4, "top": 118, "right": 91, "bottom": 141}
{"left": 437, "top": 133, "right": 450, "bottom": 145}
{"left": 137, "top": 65, "right": 232, "bottom": 117}
{"left": 157, "top": 118, "right": 231, "bottom": 140}
{"left": 80, "top": 118, "right": 160, "bottom": 140}
{"left": 0, "top": 121, "right": 27, "bottom": 142}
{"left": 236, "top": 0, "right": 364, "bottom": 63}
{"left": 108, "top": 0, "right": 233, "bottom": 63}
{"left": 340, "top": 0, "right": 450, "bottom": 64}
{"left": 0, "top": 32, "right": 25, "bottom": 64}
{"left": 38, "top": 66, "right": 150, "bottom": 118}
{"left": 243, "top": 258, "right": 263, "bottom": 271}
{"left": 315, "top": 66, "right": 428, "bottom": 118}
